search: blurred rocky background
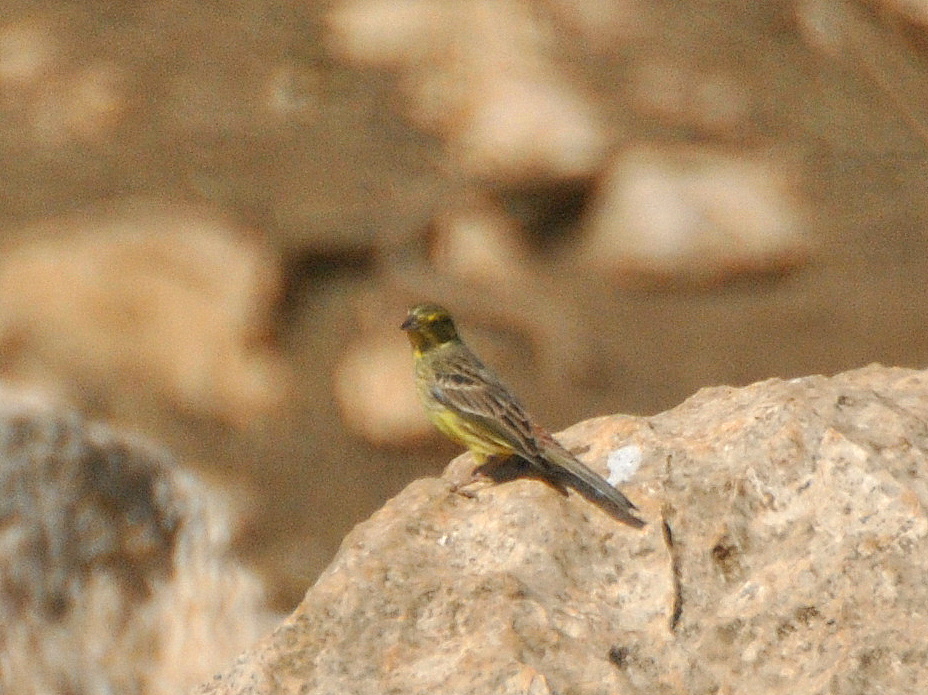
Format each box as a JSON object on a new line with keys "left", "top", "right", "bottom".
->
{"left": 0, "top": 388, "right": 273, "bottom": 694}
{"left": 0, "top": 0, "right": 927, "bottom": 620}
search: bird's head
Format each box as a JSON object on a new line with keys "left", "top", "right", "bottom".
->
{"left": 401, "top": 303, "right": 460, "bottom": 353}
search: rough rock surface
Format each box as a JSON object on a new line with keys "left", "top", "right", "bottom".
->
{"left": 197, "top": 364, "right": 928, "bottom": 694}
{"left": 0, "top": 387, "right": 271, "bottom": 695}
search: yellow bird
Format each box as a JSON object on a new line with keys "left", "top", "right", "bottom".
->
{"left": 401, "top": 303, "right": 644, "bottom": 528}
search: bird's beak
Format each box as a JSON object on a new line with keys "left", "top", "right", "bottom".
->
{"left": 400, "top": 314, "right": 418, "bottom": 331}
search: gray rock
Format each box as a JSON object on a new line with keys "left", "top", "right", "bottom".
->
{"left": 0, "top": 388, "right": 270, "bottom": 695}
{"left": 198, "top": 364, "right": 928, "bottom": 694}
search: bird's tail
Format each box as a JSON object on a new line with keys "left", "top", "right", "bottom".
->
{"left": 535, "top": 439, "right": 645, "bottom": 528}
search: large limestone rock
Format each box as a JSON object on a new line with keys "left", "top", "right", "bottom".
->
{"left": 198, "top": 364, "right": 928, "bottom": 694}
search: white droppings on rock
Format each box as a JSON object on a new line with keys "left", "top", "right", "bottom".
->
{"left": 606, "top": 444, "right": 642, "bottom": 485}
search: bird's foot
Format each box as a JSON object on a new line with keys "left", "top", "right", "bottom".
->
{"left": 449, "top": 470, "right": 493, "bottom": 499}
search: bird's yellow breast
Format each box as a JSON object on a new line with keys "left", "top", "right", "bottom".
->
{"left": 426, "top": 407, "right": 514, "bottom": 460}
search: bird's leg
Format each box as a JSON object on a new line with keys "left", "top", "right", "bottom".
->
{"left": 450, "top": 453, "right": 527, "bottom": 498}
{"left": 450, "top": 478, "right": 485, "bottom": 499}
{"left": 451, "top": 453, "right": 539, "bottom": 500}
{"left": 450, "top": 454, "right": 496, "bottom": 499}
{"left": 568, "top": 443, "right": 590, "bottom": 457}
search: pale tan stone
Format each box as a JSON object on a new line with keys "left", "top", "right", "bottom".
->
{"left": 333, "top": 337, "right": 432, "bottom": 447}
{"left": 577, "top": 145, "right": 809, "bottom": 286}
{"left": 0, "top": 198, "right": 288, "bottom": 427}
{"left": 198, "top": 365, "right": 928, "bottom": 694}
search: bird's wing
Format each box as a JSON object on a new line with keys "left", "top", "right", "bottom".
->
{"left": 430, "top": 347, "right": 645, "bottom": 528}
{"left": 429, "top": 351, "right": 543, "bottom": 459}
